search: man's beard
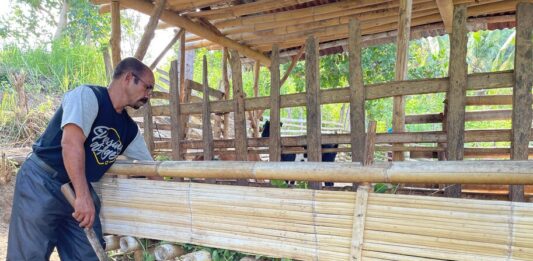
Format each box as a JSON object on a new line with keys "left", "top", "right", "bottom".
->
{"left": 132, "top": 97, "right": 148, "bottom": 109}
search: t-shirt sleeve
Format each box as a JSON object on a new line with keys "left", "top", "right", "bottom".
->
{"left": 61, "top": 86, "right": 99, "bottom": 138}
{"left": 122, "top": 128, "right": 153, "bottom": 161}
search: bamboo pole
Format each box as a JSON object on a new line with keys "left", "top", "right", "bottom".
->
{"left": 350, "top": 185, "right": 369, "bottom": 261}
{"left": 134, "top": 0, "right": 166, "bottom": 61}
{"left": 445, "top": 5, "right": 468, "bottom": 198}
{"left": 230, "top": 50, "right": 249, "bottom": 186}
{"left": 510, "top": 2, "right": 533, "bottom": 202}
{"left": 269, "top": 45, "right": 281, "bottom": 162}
{"left": 107, "top": 160, "right": 533, "bottom": 185}
{"left": 305, "top": 36, "right": 321, "bottom": 190}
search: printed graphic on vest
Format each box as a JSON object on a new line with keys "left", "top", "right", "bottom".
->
{"left": 90, "top": 126, "right": 123, "bottom": 165}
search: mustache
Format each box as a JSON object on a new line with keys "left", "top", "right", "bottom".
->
{"left": 139, "top": 97, "right": 149, "bottom": 104}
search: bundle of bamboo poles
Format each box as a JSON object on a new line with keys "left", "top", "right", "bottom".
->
{"left": 107, "top": 160, "right": 533, "bottom": 184}
{"left": 95, "top": 177, "right": 355, "bottom": 260}
{"left": 95, "top": 177, "right": 533, "bottom": 260}
{"left": 363, "top": 193, "right": 533, "bottom": 260}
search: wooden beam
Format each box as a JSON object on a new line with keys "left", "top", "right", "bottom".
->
{"left": 150, "top": 28, "right": 184, "bottom": 70}
{"left": 143, "top": 102, "right": 154, "bottom": 156}
{"left": 436, "top": 0, "right": 454, "bottom": 33}
{"left": 364, "top": 121, "right": 377, "bottom": 166}
{"left": 510, "top": 2, "right": 533, "bottom": 202}
{"left": 305, "top": 36, "right": 322, "bottom": 190}
{"left": 135, "top": 0, "right": 166, "bottom": 61}
{"left": 280, "top": 43, "right": 305, "bottom": 86}
{"left": 349, "top": 19, "right": 365, "bottom": 165}
{"left": 132, "top": 71, "right": 514, "bottom": 118}
{"left": 104, "top": 0, "right": 271, "bottom": 66}
{"left": 252, "top": 60, "right": 261, "bottom": 138}
{"left": 393, "top": 0, "right": 412, "bottom": 162}
{"left": 110, "top": 0, "right": 121, "bottom": 67}
{"left": 230, "top": 49, "right": 249, "bottom": 186}
{"left": 445, "top": 4, "right": 468, "bottom": 198}
{"left": 169, "top": 60, "right": 183, "bottom": 161}
{"left": 186, "top": 80, "right": 224, "bottom": 100}
{"left": 187, "top": 0, "right": 316, "bottom": 20}
{"left": 269, "top": 45, "right": 281, "bottom": 162}
{"left": 466, "top": 95, "right": 513, "bottom": 106}
{"left": 202, "top": 55, "right": 215, "bottom": 183}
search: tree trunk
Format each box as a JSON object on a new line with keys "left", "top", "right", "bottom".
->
{"left": 53, "top": 0, "right": 69, "bottom": 40}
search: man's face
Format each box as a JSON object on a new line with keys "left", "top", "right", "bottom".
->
{"left": 128, "top": 70, "right": 154, "bottom": 109}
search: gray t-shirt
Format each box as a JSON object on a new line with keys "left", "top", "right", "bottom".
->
{"left": 61, "top": 86, "right": 152, "bottom": 161}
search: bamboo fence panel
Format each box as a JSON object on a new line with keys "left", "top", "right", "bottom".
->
{"left": 96, "top": 177, "right": 533, "bottom": 260}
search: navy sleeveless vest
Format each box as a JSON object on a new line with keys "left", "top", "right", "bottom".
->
{"left": 33, "top": 85, "right": 138, "bottom": 182}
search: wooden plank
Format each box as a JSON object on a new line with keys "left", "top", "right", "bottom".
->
{"left": 406, "top": 110, "right": 513, "bottom": 124}
{"left": 103, "top": 0, "right": 271, "bottom": 66}
{"left": 150, "top": 29, "right": 184, "bottom": 70}
{"left": 110, "top": 0, "right": 121, "bottom": 67}
{"left": 269, "top": 45, "right": 282, "bottom": 162}
{"left": 349, "top": 18, "right": 366, "bottom": 165}
{"left": 186, "top": 80, "right": 225, "bottom": 100}
{"left": 187, "top": 0, "right": 316, "bottom": 20}
{"left": 445, "top": 4, "right": 468, "bottom": 198}
{"left": 169, "top": 60, "right": 183, "bottom": 161}
{"left": 252, "top": 60, "right": 261, "bottom": 138}
{"left": 510, "top": 2, "right": 533, "bottom": 202}
{"left": 305, "top": 36, "right": 322, "bottom": 190}
{"left": 154, "top": 129, "right": 533, "bottom": 151}
{"left": 466, "top": 95, "right": 513, "bottom": 106}
{"left": 393, "top": 0, "right": 412, "bottom": 162}
{"left": 134, "top": 0, "right": 166, "bottom": 61}
{"left": 350, "top": 185, "right": 369, "bottom": 261}
{"left": 132, "top": 71, "right": 514, "bottom": 118}
{"left": 435, "top": 0, "right": 454, "bottom": 33}
{"left": 230, "top": 49, "right": 249, "bottom": 186}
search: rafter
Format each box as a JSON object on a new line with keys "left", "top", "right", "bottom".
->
{"left": 436, "top": 0, "right": 454, "bottom": 33}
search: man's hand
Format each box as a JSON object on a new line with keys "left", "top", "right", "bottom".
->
{"left": 73, "top": 193, "right": 96, "bottom": 228}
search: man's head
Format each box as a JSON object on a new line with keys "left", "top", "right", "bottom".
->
{"left": 112, "top": 57, "right": 155, "bottom": 109}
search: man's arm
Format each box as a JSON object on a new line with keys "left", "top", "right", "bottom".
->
{"left": 62, "top": 123, "right": 95, "bottom": 229}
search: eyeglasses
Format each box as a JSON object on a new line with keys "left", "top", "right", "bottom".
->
{"left": 131, "top": 72, "right": 154, "bottom": 94}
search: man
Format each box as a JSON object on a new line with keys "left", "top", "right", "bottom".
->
{"left": 7, "top": 57, "right": 154, "bottom": 260}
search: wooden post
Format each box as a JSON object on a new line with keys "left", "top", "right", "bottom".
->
{"left": 169, "top": 60, "right": 183, "bottom": 160}
{"left": 305, "top": 36, "right": 321, "bottom": 190}
{"left": 179, "top": 30, "right": 186, "bottom": 102}
{"left": 252, "top": 60, "right": 261, "bottom": 138}
{"left": 202, "top": 56, "right": 215, "bottom": 183}
{"left": 150, "top": 28, "right": 184, "bottom": 70}
{"left": 510, "top": 2, "right": 533, "bottom": 202}
{"left": 269, "top": 45, "right": 281, "bottom": 162}
{"left": 364, "top": 121, "right": 377, "bottom": 166}
{"left": 222, "top": 48, "right": 230, "bottom": 138}
{"left": 134, "top": 0, "right": 166, "bottom": 61}
{"left": 445, "top": 5, "right": 468, "bottom": 198}
{"left": 349, "top": 19, "right": 366, "bottom": 189}
{"left": 110, "top": 0, "right": 121, "bottom": 67}
{"left": 349, "top": 19, "right": 366, "bottom": 164}
{"left": 229, "top": 50, "right": 249, "bottom": 186}
{"left": 143, "top": 106, "right": 154, "bottom": 156}
{"left": 102, "top": 47, "right": 113, "bottom": 82}
{"left": 392, "top": 0, "right": 412, "bottom": 161}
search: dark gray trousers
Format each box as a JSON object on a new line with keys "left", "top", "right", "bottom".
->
{"left": 7, "top": 156, "right": 104, "bottom": 261}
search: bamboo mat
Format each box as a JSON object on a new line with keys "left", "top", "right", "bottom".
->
{"left": 94, "top": 177, "right": 533, "bottom": 261}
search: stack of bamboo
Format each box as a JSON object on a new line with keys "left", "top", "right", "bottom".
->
{"left": 95, "top": 176, "right": 533, "bottom": 260}
{"left": 363, "top": 193, "right": 533, "bottom": 260}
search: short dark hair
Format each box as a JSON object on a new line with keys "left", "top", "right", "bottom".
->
{"left": 112, "top": 57, "right": 151, "bottom": 80}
